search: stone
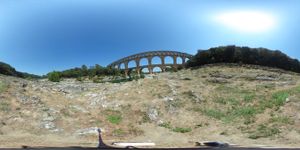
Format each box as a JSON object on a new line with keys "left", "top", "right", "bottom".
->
{"left": 207, "top": 78, "right": 229, "bottom": 84}
{"left": 163, "top": 97, "right": 174, "bottom": 101}
{"left": 147, "top": 108, "right": 159, "bottom": 122}
{"left": 41, "top": 121, "right": 56, "bottom": 129}
{"left": 209, "top": 71, "right": 233, "bottom": 79}
{"left": 75, "top": 127, "right": 100, "bottom": 135}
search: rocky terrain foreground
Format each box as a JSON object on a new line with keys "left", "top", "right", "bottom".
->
{"left": 0, "top": 64, "right": 300, "bottom": 148}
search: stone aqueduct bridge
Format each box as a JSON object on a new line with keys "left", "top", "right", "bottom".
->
{"left": 107, "top": 51, "right": 193, "bottom": 76}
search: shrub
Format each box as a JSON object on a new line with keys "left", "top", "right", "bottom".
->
{"left": 47, "top": 71, "right": 61, "bottom": 82}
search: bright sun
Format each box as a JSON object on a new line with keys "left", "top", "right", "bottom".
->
{"left": 215, "top": 11, "right": 276, "bottom": 33}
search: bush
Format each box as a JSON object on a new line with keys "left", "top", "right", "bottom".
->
{"left": 186, "top": 46, "right": 300, "bottom": 73}
{"left": 48, "top": 71, "right": 61, "bottom": 82}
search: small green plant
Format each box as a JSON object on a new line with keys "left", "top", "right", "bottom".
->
{"left": 0, "top": 101, "right": 11, "bottom": 112}
{"left": 270, "top": 116, "right": 294, "bottom": 125}
{"left": 214, "top": 97, "right": 227, "bottom": 104}
{"left": 60, "top": 108, "right": 71, "bottom": 117}
{"left": 272, "top": 91, "right": 289, "bottom": 108}
{"left": 231, "top": 106, "right": 257, "bottom": 118}
{"left": 0, "top": 81, "right": 8, "bottom": 93}
{"left": 76, "top": 77, "right": 83, "bottom": 82}
{"left": 172, "top": 127, "right": 192, "bottom": 133}
{"left": 107, "top": 115, "right": 122, "bottom": 124}
{"left": 248, "top": 124, "right": 280, "bottom": 139}
{"left": 159, "top": 122, "right": 192, "bottom": 133}
{"left": 243, "top": 94, "right": 255, "bottom": 103}
{"left": 183, "top": 91, "right": 196, "bottom": 98}
{"left": 167, "top": 99, "right": 185, "bottom": 108}
{"left": 220, "top": 131, "right": 228, "bottom": 135}
{"left": 201, "top": 109, "right": 225, "bottom": 120}
{"left": 182, "top": 77, "right": 192, "bottom": 80}
{"left": 110, "top": 78, "right": 130, "bottom": 83}
{"left": 112, "top": 128, "right": 125, "bottom": 137}
{"left": 48, "top": 71, "right": 61, "bottom": 82}
{"left": 141, "top": 112, "right": 151, "bottom": 123}
{"left": 158, "top": 122, "right": 172, "bottom": 129}
{"left": 128, "top": 125, "right": 144, "bottom": 136}
{"left": 93, "top": 77, "right": 104, "bottom": 83}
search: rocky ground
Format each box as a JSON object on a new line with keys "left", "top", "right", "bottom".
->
{"left": 0, "top": 64, "right": 300, "bottom": 148}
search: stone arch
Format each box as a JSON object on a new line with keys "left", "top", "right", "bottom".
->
{"left": 153, "top": 66, "right": 162, "bottom": 73}
{"left": 164, "top": 56, "right": 174, "bottom": 64}
{"left": 151, "top": 56, "right": 162, "bottom": 64}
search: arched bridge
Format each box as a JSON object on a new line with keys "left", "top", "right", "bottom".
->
{"left": 107, "top": 51, "right": 193, "bottom": 76}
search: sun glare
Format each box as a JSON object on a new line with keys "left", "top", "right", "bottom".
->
{"left": 215, "top": 11, "right": 276, "bottom": 33}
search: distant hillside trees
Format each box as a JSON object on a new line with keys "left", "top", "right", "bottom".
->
{"left": 0, "top": 62, "right": 18, "bottom": 76}
{"left": 186, "top": 46, "right": 300, "bottom": 73}
{"left": 47, "top": 64, "right": 121, "bottom": 82}
{"left": 0, "top": 61, "right": 40, "bottom": 79}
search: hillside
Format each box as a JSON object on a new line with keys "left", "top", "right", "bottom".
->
{"left": 0, "top": 64, "right": 300, "bottom": 148}
{"left": 0, "top": 61, "right": 40, "bottom": 79}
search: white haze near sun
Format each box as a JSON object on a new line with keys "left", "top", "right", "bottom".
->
{"left": 214, "top": 11, "right": 277, "bottom": 34}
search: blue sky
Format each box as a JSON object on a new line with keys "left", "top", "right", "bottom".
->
{"left": 0, "top": 0, "right": 299, "bottom": 75}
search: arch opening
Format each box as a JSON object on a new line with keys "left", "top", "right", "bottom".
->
{"left": 165, "top": 56, "right": 174, "bottom": 64}
{"left": 119, "top": 63, "right": 125, "bottom": 69}
{"left": 151, "top": 56, "right": 162, "bottom": 64}
{"left": 139, "top": 58, "right": 148, "bottom": 66}
{"left": 128, "top": 60, "right": 136, "bottom": 68}
{"left": 153, "top": 67, "right": 162, "bottom": 73}
{"left": 177, "top": 57, "right": 183, "bottom": 64}
{"left": 141, "top": 68, "right": 150, "bottom": 74}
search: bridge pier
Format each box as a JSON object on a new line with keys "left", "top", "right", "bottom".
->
{"left": 182, "top": 57, "right": 186, "bottom": 64}
{"left": 147, "top": 57, "right": 153, "bottom": 74}
{"left": 160, "top": 56, "right": 165, "bottom": 72}
{"left": 124, "top": 61, "right": 129, "bottom": 77}
{"left": 173, "top": 56, "right": 178, "bottom": 70}
{"left": 135, "top": 59, "right": 141, "bottom": 76}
